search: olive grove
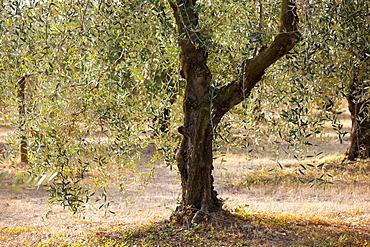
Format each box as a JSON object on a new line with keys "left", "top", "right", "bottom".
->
{"left": 0, "top": 0, "right": 368, "bottom": 223}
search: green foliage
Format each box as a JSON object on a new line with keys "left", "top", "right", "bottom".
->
{"left": 0, "top": 0, "right": 181, "bottom": 213}
{"left": 0, "top": 170, "right": 58, "bottom": 189}
{"left": 213, "top": 0, "right": 368, "bottom": 159}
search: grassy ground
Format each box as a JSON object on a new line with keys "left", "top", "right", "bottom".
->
{"left": 4, "top": 208, "right": 367, "bottom": 247}
{"left": 1, "top": 119, "right": 370, "bottom": 246}
{"left": 1, "top": 152, "right": 370, "bottom": 246}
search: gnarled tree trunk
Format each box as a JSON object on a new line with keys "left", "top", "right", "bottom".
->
{"left": 170, "top": 0, "right": 300, "bottom": 224}
{"left": 345, "top": 54, "right": 370, "bottom": 160}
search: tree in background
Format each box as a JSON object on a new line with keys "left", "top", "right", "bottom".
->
{"left": 250, "top": 0, "right": 369, "bottom": 162}
{"left": 336, "top": 2, "right": 370, "bottom": 160}
{"left": 346, "top": 53, "right": 369, "bottom": 160}
{"left": 17, "top": 75, "right": 30, "bottom": 164}
{"left": 297, "top": 0, "right": 369, "bottom": 161}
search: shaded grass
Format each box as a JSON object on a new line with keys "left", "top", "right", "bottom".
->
{"left": 3, "top": 210, "right": 368, "bottom": 247}
{"left": 106, "top": 212, "right": 370, "bottom": 247}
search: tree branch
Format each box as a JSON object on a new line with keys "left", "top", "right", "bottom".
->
{"left": 212, "top": 0, "right": 301, "bottom": 124}
{"left": 168, "top": 0, "right": 201, "bottom": 51}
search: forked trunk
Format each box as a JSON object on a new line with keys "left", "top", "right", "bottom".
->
{"left": 169, "top": 0, "right": 300, "bottom": 224}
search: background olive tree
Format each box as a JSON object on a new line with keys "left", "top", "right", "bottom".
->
{"left": 230, "top": 0, "right": 369, "bottom": 162}
{"left": 334, "top": 1, "right": 369, "bottom": 160}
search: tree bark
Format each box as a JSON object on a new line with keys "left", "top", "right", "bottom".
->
{"left": 18, "top": 76, "right": 28, "bottom": 164}
{"left": 170, "top": 0, "right": 300, "bottom": 224}
{"left": 345, "top": 54, "right": 370, "bottom": 160}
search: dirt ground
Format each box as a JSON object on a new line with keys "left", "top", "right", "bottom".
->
{"left": 1, "top": 138, "right": 370, "bottom": 246}
{"left": 1, "top": 116, "right": 370, "bottom": 246}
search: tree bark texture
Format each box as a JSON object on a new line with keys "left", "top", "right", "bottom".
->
{"left": 345, "top": 55, "right": 370, "bottom": 160}
{"left": 18, "top": 76, "right": 28, "bottom": 164}
{"left": 170, "top": 0, "right": 300, "bottom": 223}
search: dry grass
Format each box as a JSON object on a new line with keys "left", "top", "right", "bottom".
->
{"left": 1, "top": 117, "right": 370, "bottom": 246}
{"left": 1, "top": 148, "right": 370, "bottom": 246}
{"left": 215, "top": 155, "right": 370, "bottom": 227}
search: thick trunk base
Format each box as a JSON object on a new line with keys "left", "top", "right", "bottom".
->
{"left": 171, "top": 205, "right": 229, "bottom": 227}
{"left": 173, "top": 124, "right": 221, "bottom": 224}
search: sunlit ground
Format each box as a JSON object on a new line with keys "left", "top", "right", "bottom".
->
{"left": 1, "top": 114, "right": 370, "bottom": 246}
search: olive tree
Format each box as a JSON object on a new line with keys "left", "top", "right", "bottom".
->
{"left": 337, "top": 2, "right": 369, "bottom": 160}
{"left": 1, "top": 0, "right": 303, "bottom": 222}
{"left": 296, "top": 0, "right": 369, "bottom": 161}
{"left": 169, "top": 0, "right": 300, "bottom": 223}
{"left": 346, "top": 54, "right": 369, "bottom": 160}
{"left": 255, "top": 0, "right": 369, "bottom": 162}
